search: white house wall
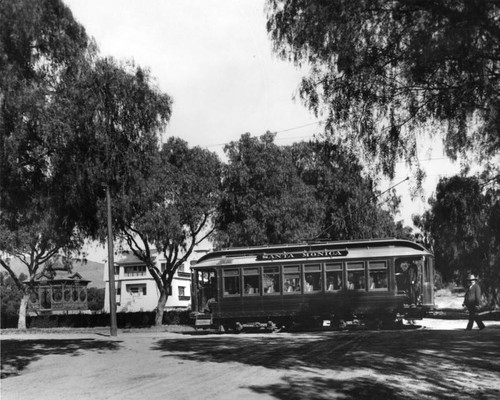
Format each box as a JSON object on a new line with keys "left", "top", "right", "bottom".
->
{"left": 103, "top": 251, "right": 197, "bottom": 313}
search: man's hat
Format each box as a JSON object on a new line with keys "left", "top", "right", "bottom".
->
{"left": 467, "top": 274, "right": 478, "bottom": 281}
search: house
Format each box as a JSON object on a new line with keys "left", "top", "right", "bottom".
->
{"left": 26, "top": 267, "right": 91, "bottom": 316}
{"left": 103, "top": 248, "right": 210, "bottom": 313}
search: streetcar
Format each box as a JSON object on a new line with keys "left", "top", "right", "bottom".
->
{"left": 191, "top": 238, "right": 435, "bottom": 331}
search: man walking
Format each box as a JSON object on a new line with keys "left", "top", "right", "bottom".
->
{"left": 462, "top": 274, "right": 486, "bottom": 330}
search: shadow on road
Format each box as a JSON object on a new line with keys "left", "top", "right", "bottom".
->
{"left": 153, "top": 327, "right": 500, "bottom": 399}
{"left": 1, "top": 339, "right": 121, "bottom": 379}
{"left": 249, "top": 375, "right": 402, "bottom": 400}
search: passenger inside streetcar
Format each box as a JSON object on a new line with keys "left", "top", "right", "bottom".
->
{"left": 357, "top": 276, "right": 365, "bottom": 289}
{"left": 347, "top": 273, "right": 355, "bottom": 290}
{"left": 203, "top": 297, "right": 216, "bottom": 313}
{"left": 369, "top": 276, "right": 375, "bottom": 289}
{"left": 326, "top": 273, "right": 342, "bottom": 291}
{"left": 305, "top": 276, "right": 313, "bottom": 292}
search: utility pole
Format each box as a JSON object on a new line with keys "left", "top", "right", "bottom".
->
{"left": 106, "top": 184, "right": 118, "bottom": 336}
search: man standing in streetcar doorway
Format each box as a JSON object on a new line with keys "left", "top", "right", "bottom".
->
{"left": 462, "top": 274, "right": 486, "bottom": 330}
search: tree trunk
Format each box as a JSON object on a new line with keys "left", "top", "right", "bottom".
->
{"left": 155, "top": 290, "right": 168, "bottom": 326}
{"left": 17, "top": 293, "right": 30, "bottom": 330}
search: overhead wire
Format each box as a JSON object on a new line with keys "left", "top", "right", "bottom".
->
{"left": 199, "top": 119, "right": 326, "bottom": 149}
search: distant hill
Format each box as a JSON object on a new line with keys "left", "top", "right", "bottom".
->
{"left": 2, "top": 257, "right": 105, "bottom": 289}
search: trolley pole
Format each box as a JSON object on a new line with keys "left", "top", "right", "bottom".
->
{"left": 106, "top": 184, "right": 118, "bottom": 336}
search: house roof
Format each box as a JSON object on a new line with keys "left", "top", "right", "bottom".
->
{"left": 113, "top": 251, "right": 155, "bottom": 265}
{"left": 24, "top": 268, "right": 90, "bottom": 284}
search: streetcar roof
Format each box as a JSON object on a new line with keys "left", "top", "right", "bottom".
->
{"left": 194, "top": 238, "right": 432, "bottom": 269}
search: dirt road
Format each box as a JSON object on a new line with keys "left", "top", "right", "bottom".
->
{"left": 1, "top": 319, "right": 499, "bottom": 400}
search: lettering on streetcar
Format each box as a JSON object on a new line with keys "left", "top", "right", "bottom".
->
{"left": 257, "top": 249, "right": 348, "bottom": 260}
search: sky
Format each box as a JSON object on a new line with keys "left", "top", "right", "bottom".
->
{"left": 64, "top": 0, "right": 320, "bottom": 150}
{"left": 63, "top": 0, "right": 464, "bottom": 243}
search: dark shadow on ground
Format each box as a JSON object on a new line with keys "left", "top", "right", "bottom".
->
{"left": 153, "top": 326, "right": 500, "bottom": 399}
{"left": 249, "top": 376, "right": 403, "bottom": 400}
{"left": 1, "top": 339, "right": 121, "bottom": 379}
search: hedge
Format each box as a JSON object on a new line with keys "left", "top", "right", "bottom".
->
{"left": 1, "top": 310, "right": 193, "bottom": 329}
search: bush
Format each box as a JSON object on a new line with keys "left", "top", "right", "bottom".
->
{"left": 0, "top": 272, "right": 27, "bottom": 328}
{"left": 19, "top": 310, "right": 193, "bottom": 329}
{"left": 87, "top": 288, "right": 105, "bottom": 311}
{"left": 2, "top": 307, "right": 194, "bottom": 329}
{"left": 162, "top": 310, "right": 191, "bottom": 325}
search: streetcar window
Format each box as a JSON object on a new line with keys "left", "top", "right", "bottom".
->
{"left": 283, "top": 265, "right": 301, "bottom": 293}
{"left": 223, "top": 269, "right": 240, "bottom": 296}
{"left": 347, "top": 262, "right": 365, "bottom": 290}
{"left": 243, "top": 268, "right": 260, "bottom": 295}
{"left": 263, "top": 266, "right": 280, "bottom": 294}
{"left": 304, "top": 264, "right": 322, "bottom": 292}
{"left": 368, "top": 261, "right": 388, "bottom": 290}
{"left": 325, "top": 263, "right": 342, "bottom": 291}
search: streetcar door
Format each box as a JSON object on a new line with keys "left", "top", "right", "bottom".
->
{"left": 194, "top": 268, "right": 217, "bottom": 313}
{"left": 395, "top": 257, "right": 421, "bottom": 306}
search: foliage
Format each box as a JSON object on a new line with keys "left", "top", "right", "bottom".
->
{"left": 0, "top": 0, "right": 172, "bottom": 329}
{"left": 1, "top": 0, "right": 93, "bottom": 217}
{"left": 114, "top": 137, "right": 222, "bottom": 325}
{"left": 216, "top": 132, "right": 322, "bottom": 246}
{"left": 87, "top": 287, "right": 105, "bottom": 311}
{"left": 415, "top": 175, "right": 500, "bottom": 305}
{"left": 215, "top": 133, "right": 412, "bottom": 247}
{"left": 0, "top": 272, "right": 27, "bottom": 320}
{"left": 266, "top": 0, "right": 500, "bottom": 177}
{"left": 48, "top": 57, "right": 172, "bottom": 237}
{"left": 0, "top": 0, "right": 95, "bottom": 328}
{"left": 290, "top": 139, "right": 413, "bottom": 241}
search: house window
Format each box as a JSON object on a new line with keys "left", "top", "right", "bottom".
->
{"left": 124, "top": 265, "right": 146, "bottom": 277}
{"left": 52, "top": 287, "right": 63, "bottom": 302}
{"left": 160, "top": 263, "right": 167, "bottom": 273}
{"left": 72, "top": 288, "right": 79, "bottom": 301}
{"left": 178, "top": 286, "right": 185, "bottom": 297}
{"left": 41, "top": 287, "right": 51, "bottom": 309}
{"left": 126, "top": 284, "right": 147, "bottom": 296}
{"left": 178, "top": 263, "right": 185, "bottom": 273}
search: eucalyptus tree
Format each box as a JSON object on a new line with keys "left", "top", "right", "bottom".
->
{"left": 266, "top": 1, "right": 500, "bottom": 177}
{"left": 216, "top": 132, "right": 323, "bottom": 246}
{"left": 0, "top": 0, "right": 172, "bottom": 329}
{"left": 0, "top": 0, "right": 94, "bottom": 328}
{"left": 111, "top": 137, "right": 222, "bottom": 326}
{"left": 414, "top": 175, "right": 500, "bottom": 305}
{"left": 216, "top": 133, "right": 409, "bottom": 248}
{"left": 53, "top": 57, "right": 172, "bottom": 235}
{"left": 290, "top": 140, "right": 410, "bottom": 241}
